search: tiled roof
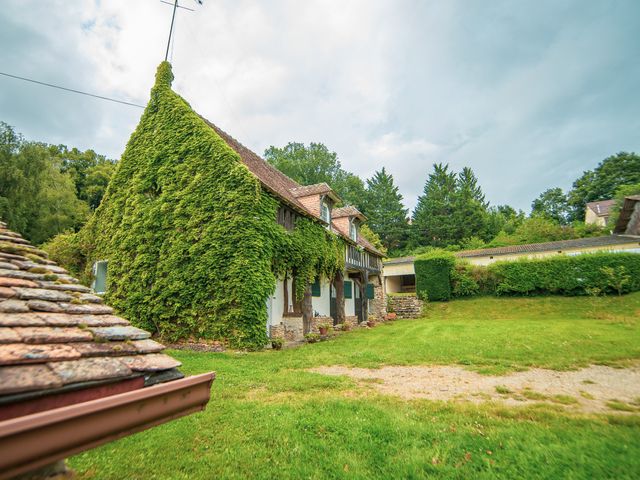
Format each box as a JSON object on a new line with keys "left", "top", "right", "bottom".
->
{"left": 383, "top": 255, "right": 415, "bottom": 266}
{"left": 457, "top": 235, "right": 638, "bottom": 258}
{"left": 291, "top": 183, "right": 333, "bottom": 198}
{"left": 201, "top": 117, "right": 381, "bottom": 257}
{"left": 332, "top": 206, "right": 367, "bottom": 221}
{"left": 586, "top": 199, "right": 616, "bottom": 217}
{"left": 383, "top": 235, "right": 640, "bottom": 265}
{"left": 0, "top": 222, "right": 182, "bottom": 401}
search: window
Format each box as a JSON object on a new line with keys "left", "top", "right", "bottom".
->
{"left": 350, "top": 221, "right": 357, "bottom": 241}
{"left": 366, "top": 283, "right": 375, "bottom": 299}
{"left": 344, "top": 280, "right": 353, "bottom": 299}
{"left": 92, "top": 260, "right": 108, "bottom": 294}
{"left": 311, "top": 278, "right": 321, "bottom": 297}
{"left": 320, "top": 201, "right": 330, "bottom": 223}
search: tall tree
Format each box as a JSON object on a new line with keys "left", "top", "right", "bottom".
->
{"left": 567, "top": 152, "right": 640, "bottom": 221}
{"left": 531, "top": 187, "right": 571, "bottom": 224}
{"left": 56, "top": 146, "right": 117, "bottom": 209}
{"left": 361, "top": 168, "right": 409, "bottom": 253}
{"left": 452, "top": 167, "right": 490, "bottom": 242}
{"left": 0, "top": 122, "right": 89, "bottom": 244}
{"left": 264, "top": 142, "right": 366, "bottom": 209}
{"left": 411, "top": 163, "right": 458, "bottom": 247}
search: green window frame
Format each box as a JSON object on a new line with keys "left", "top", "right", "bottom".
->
{"left": 311, "top": 278, "right": 321, "bottom": 297}
{"left": 344, "top": 280, "right": 353, "bottom": 299}
{"left": 366, "top": 283, "right": 375, "bottom": 300}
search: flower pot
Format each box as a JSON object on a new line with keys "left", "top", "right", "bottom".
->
{"left": 367, "top": 321, "right": 375, "bottom": 328}
{"left": 319, "top": 327, "right": 328, "bottom": 336}
{"left": 386, "top": 312, "right": 397, "bottom": 320}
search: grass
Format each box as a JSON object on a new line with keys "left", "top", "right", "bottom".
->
{"left": 70, "top": 293, "right": 640, "bottom": 479}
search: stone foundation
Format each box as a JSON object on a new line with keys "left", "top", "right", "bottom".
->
{"left": 310, "top": 316, "right": 333, "bottom": 334}
{"left": 369, "top": 275, "right": 387, "bottom": 321}
{"left": 269, "top": 316, "right": 304, "bottom": 342}
{"left": 387, "top": 294, "right": 424, "bottom": 319}
{"left": 344, "top": 316, "right": 358, "bottom": 328}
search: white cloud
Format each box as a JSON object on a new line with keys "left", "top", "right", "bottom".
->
{"left": 1, "top": 0, "right": 639, "bottom": 214}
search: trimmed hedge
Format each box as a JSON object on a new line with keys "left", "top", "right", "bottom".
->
{"left": 413, "top": 251, "right": 640, "bottom": 301}
{"left": 415, "top": 250, "right": 456, "bottom": 301}
{"left": 489, "top": 252, "right": 640, "bottom": 296}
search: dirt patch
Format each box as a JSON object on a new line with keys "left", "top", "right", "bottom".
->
{"left": 310, "top": 364, "right": 640, "bottom": 414}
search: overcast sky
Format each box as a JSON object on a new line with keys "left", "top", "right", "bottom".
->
{"left": 2, "top": 0, "right": 639, "bottom": 212}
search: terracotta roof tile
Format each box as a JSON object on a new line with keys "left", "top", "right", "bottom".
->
{"left": 0, "top": 222, "right": 184, "bottom": 399}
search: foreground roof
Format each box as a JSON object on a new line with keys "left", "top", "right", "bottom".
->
{"left": 586, "top": 199, "right": 616, "bottom": 217}
{"left": 0, "top": 222, "right": 182, "bottom": 402}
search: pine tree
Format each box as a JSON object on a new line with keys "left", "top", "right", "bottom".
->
{"left": 452, "top": 167, "right": 490, "bottom": 242}
{"left": 411, "top": 163, "right": 458, "bottom": 247}
{"left": 361, "top": 167, "right": 409, "bottom": 253}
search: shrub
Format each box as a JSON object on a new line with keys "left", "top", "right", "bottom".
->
{"left": 414, "top": 250, "right": 456, "bottom": 301}
{"left": 489, "top": 252, "right": 640, "bottom": 296}
{"left": 41, "top": 231, "right": 87, "bottom": 282}
{"left": 450, "top": 262, "right": 479, "bottom": 297}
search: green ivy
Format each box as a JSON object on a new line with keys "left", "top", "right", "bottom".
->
{"left": 74, "top": 62, "right": 344, "bottom": 349}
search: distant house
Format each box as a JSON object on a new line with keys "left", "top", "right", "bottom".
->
{"left": 585, "top": 199, "right": 616, "bottom": 227}
{"left": 383, "top": 234, "right": 640, "bottom": 294}
{"left": 0, "top": 221, "right": 213, "bottom": 479}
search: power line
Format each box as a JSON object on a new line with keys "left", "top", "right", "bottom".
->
{"left": 0, "top": 71, "right": 145, "bottom": 108}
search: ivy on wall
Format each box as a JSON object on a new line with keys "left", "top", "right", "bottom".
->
{"left": 70, "top": 62, "right": 344, "bottom": 349}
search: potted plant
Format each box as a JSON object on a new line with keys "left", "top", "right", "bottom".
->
{"left": 271, "top": 337, "right": 284, "bottom": 350}
{"left": 386, "top": 312, "right": 397, "bottom": 320}
{"left": 318, "top": 323, "right": 330, "bottom": 336}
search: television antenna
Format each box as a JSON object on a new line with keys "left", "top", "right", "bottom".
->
{"left": 162, "top": 0, "right": 203, "bottom": 61}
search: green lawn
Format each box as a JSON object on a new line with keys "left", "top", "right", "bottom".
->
{"left": 71, "top": 294, "right": 640, "bottom": 479}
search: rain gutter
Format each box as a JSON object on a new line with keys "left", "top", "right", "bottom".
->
{"left": 0, "top": 372, "right": 215, "bottom": 479}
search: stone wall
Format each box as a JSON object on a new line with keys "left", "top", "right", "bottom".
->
{"left": 369, "top": 275, "right": 386, "bottom": 321}
{"left": 387, "top": 294, "right": 424, "bottom": 319}
{"left": 310, "top": 316, "right": 333, "bottom": 334}
{"left": 269, "top": 316, "right": 304, "bottom": 342}
{"left": 344, "top": 315, "right": 358, "bottom": 328}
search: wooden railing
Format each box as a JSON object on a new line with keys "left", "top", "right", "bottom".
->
{"left": 346, "top": 245, "right": 381, "bottom": 272}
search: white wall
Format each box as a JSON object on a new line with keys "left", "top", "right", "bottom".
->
{"left": 345, "top": 280, "right": 355, "bottom": 316}
{"left": 311, "top": 278, "right": 331, "bottom": 316}
{"left": 268, "top": 278, "right": 285, "bottom": 327}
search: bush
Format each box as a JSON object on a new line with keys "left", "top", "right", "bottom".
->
{"left": 415, "top": 250, "right": 456, "bottom": 301}
{"left": 489, "top": 252, "right": 640, "bottom": 296}
{"left": 41, "top": 231, "right": 87, "bottom": 282}
{"left": 450, "top": 263, "right": 479, "bottom": 297}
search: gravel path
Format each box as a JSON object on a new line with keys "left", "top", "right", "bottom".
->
{"left": 311, "top": 363, "right": 640, "bottom": 413}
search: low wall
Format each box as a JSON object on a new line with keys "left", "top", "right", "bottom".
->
{"left": 387, "top": 294, "right": 424, "bottom": 319}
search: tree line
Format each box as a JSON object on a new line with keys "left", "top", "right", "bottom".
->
{"left": 265, "top": 144, "right": 640, "bottom": 256}
{"left": 0, "top": 122, "right": 115, "bottom": 244}
{"left": 1, "top": 122, "right": 638, "bottom": 255}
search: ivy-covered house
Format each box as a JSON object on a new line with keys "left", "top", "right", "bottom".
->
{"left": 79, "top": 62, "right": 384, "bottom": 348}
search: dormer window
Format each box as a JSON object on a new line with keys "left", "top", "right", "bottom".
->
{"left": 321, "top": 201, "right": 331, "bottom": 224}
{"left": 350, "top": 221, "right": 357, "bottom": 241}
